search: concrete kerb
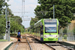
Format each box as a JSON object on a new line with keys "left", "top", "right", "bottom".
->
{"left": 63, "top": 41, "right": 75, "bottom": 45}
{"left": 59, "top": 41, "right": 75, "bottom": 49}
{"left": 3, "top": 42, "right": 13, "bottom": 50}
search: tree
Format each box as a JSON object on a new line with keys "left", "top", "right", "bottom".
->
{"left": 73, "top": 27, "right": 75, "bottom": 35}
{"left": 10, "top": 16, "right": 25, "bottom": 33}
{"left": 0, "top": 0, "right": 25, "bottom": 34}
{"left": 4, "top": 8, "right": 25, "bottom": 33}
{"left": 30, "top": 17, "right": 38, "bottom": 32}
{"left": 0, "top": 0, "right": 4, "bottom": 14}
{"left": 0, "top": 0, "right": 8, "bottom": 35}
{"left": 0, "top": 15, "right": 6, "bottom": 34}
{"left": 10, "top": 21, "right": 19, "bottom": 32}
{"left": 0, "top": 0, "right": 8, "bottom": 14}
{"left": 30, "top": 17, "right": 38, "bottom": 26}
{"left": 35, "top": 0, "right": 75, "bottom": 27}
{"left": 2, "top": 8, "right": 14, "bottom": 16}
{"left": 11, "top": 16, "right": 22, "bottom": 24}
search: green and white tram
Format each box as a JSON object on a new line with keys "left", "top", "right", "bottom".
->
{"left": 33, "top": 19, "right": 59, "bottom": 41}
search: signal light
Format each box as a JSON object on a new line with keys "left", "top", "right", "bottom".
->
{"left": 7, "top": 21, "right": 10, "bottom": 23}
{"left": 7, "top": 21, "right": 10, "bottom": 28}
{"left": 6, "top": 29, "right": 8, "bottom": 33}
{"left": 7, "top": 25, "right": 10, "bottom": 28}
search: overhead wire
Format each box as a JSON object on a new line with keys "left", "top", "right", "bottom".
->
{"left": 22, "top": 0, "right": 25, "bottom": 17}
{"left": 22, "top": 0, "right": 23, "bottom": 17}
{"left": 23, "top": 0, "right": 25, "bottom": 17}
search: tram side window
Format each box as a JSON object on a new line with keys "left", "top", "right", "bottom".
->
{"left": 40, "top": 25, "right": 43, "bottom": 34}
{"left": 36, "top": 26, "right": 40, "bottom": 34}
{"left": 34, "top": 28, "right": 36, "bottom": 33}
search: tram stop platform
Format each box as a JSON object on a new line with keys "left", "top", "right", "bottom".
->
{"left": 0, "top": 37, "right": 17, "bottom": 50}
{"left": 0, "top": 42, "right": 12, "bottom": 50}
{"left": 59, "top": 41, "right": 75, "bottom": 49}
{"left": 63, "top": 41, "right": 75, "bottom": 45}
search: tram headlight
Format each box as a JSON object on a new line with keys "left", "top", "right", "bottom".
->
{"left": 44, "top": 35, "right": 46, "bottom": 38}
{"left": 55, "top": 35, "right": 58, "bottom": 38}
{"left": 44, "top": 35, "right": 48, "bottom": 38}
{"left": 56, "top": 35, "right": 57, "bottom": 37}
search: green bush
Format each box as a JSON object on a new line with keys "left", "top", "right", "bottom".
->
{"left": 63, "top": 28, "right": 67, "bottom": 35}
{"left": 64, "top": 35, "right": 67, "bottom": 39}
{"left": 73, "top": 27, "right": 75, "bottom": 35}
{"left": 10, "top": 33, "right": 17, "bottom": 37}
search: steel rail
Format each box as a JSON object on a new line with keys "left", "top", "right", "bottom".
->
{"left": 45, "top": 43, "right": 55, "bottom": 50}
{"left": 26, "top": 36, "right": 32, "bottom": 50}
{"left": 14, "top": 42, "right": 19, "bottom": 50}
{"left": 45, "top": 43, "right": 74, "bottom": 50}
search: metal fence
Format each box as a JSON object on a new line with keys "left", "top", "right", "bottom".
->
{"left": 59, "top": 28, "right": 75, "bottom": 41}
{"left": 67, "top": 36, "right": 75, "bottom": 41}
{"left": 59, "top": 37, "right": 63, "bottom": 41}
{"left": 59, "top": 33, "right": 75, "bottom": 41}
{"left": 0, "top": 35, "right": 4, "bottom": 39}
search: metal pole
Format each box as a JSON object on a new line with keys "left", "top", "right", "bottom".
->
{"left": 53, "top": 4, "right": 55, "bottom": 19}
{"left": 7, "top": 9, "right": 10, "bottom": 41}
{"left": 5, "top": 6, "right": 7, "bottom": 30}
{"left": 8, "top": 14, "right": 10, "bottom": 41}
{"left": 5, "top": 6, "right": 8, "bottom": 40}
{"left": 5, "top": 0, "right": 10, "bottom": 41}
{"left": 9, "top": 17, "right": 10, "bottom": 41}
{"left": 22, "top": 0, "right": 23, "bottom": 17}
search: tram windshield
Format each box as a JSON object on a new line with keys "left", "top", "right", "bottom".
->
{"left": 44, "top": 19, "right": 57, "bottom": 33}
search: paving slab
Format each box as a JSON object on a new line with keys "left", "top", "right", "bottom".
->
{"left": 0, "top": 42, "right": 12, "bottom": 50}
{"left": 64, "top": 41, "right": 75, "bottom": 45}
{"left": 0, "top": 37, "right": 17, "bottom": 50}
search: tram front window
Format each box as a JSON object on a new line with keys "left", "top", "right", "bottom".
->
{"left": 44, "top": 19, "right": 57, "bottom": 33}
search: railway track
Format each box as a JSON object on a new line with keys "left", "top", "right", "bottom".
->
{"left": 26, "top": 36, "right": 32, "bottom": 50}
{"left": 30, "top": 34, "right": 74, "bottom": 50}
{"left": 14, "top": 42, "right": 19, "bottom": 50}
{"left": 9, "top": 34, "right": 74, "bottom": 50}
{"left": 9, "top": 36, "right": 32, "bottom": 50}
{"left": 27, "top": 35, "right": 53, "bottom": 50}
{"left": 45, "top": 43, "right": 74, "bottom": 50}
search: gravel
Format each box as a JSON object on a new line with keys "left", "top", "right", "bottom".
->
{"left": 26, "top": 34, "right": 52, "bottom": 50}
{"left": 51, "top": 46, "right": 68, "bottom": 50}
{"left": 30, "top": 43, "right": 52, "bottom": 50}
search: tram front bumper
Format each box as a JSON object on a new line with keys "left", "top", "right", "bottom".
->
{"left": 44, "top": 38, "right": 58, "bottom": 41}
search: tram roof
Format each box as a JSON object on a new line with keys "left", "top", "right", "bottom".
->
{"left": 34, "top": 19, "right": 42, "bottom": 26}
{"left": 34, "top": 19, "right": 58, "bottom": 26}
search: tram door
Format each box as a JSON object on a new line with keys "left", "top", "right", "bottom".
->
{"left": 40, "top": 25, "right": 43, "bottom": 41}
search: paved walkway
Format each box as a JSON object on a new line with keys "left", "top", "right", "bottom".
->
{"left": 0, "top": 42, "right": 12, "bottom": 50}
{"left": 0, "top": 37, "right": 17, "bottom": 50}
{"left": 64, "top": 41, "right": 75, "bottom": 45}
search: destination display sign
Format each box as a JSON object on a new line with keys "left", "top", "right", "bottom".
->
{"left": 44, "top": 19, "right": 57, "bottom": 23}
{"left": 44, "top": 19, "right": 57, "bottom": 33}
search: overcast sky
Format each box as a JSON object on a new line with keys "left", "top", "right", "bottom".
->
{"left": 7, "top": 0, "right": 39, "bottom": 28}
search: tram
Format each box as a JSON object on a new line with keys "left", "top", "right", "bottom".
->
{"left": 33, "top": 19, "right": 59, "bottom": 41}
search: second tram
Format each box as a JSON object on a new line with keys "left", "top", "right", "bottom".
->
{"left": 33, "top": 19, "right": 59, "bottom": 41}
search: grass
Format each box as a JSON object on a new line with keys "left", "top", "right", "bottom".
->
{"left": 62, "top": 39, "right": 67, "bottom": 41}
{"left": 21, "top": 32, "right": 31, "bottom": 35}
{"left": 21, "top": 32, "right": 26, "bottom": 35}
{"left": 10, "top": 39, "right": 13, "bottom": 41}
{"left": 0, "top": 39, "right": 7, "bottom": 41}
{"left": 24, "top": 32, "right": 30, "bottom": 34}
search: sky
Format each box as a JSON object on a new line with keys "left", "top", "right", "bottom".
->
{"left": 6, "top": 0, "right": 39, "bottom": 28}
